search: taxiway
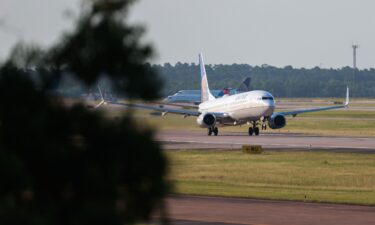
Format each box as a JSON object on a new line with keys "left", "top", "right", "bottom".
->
{"left": 157, "top": 130, "right": 375, "bottom": 152}
{"left": 165, "top": 195, "right": 375, "bottom": 225}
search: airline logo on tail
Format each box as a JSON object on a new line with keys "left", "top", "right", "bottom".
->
{"left": 199, "top": 53, "right": 215, "bottom": 102}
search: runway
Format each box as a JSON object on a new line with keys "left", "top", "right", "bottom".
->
{"left": 165, "top": 195, "right": 375, "bottom": 225}
{"left": 157, "top": 130, "right": 375, "bottom": 152}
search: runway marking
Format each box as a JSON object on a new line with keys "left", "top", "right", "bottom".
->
{"left": 163, "top": 139, "right": 375, "bottom": 150}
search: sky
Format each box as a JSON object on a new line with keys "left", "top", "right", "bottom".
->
{"left": 1, "top": 0, "right": 375, "bottom": 68}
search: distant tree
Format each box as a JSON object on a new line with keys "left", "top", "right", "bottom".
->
{"left": 0, "top": 1, "right": 168, "bottom": 225}
{"left": 157, "top": 62, "right": 375, "bottom": 98}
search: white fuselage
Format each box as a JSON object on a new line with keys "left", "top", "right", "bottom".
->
{"left": 198, "top": 90, "right": 275, "bottom": 123}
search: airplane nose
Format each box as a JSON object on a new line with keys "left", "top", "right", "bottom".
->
{"left": 264, "top": 99, "right": 275, "bottom": 107}
{"left": 265, "top": 105, "right": 275, "bottom": 116}
{"left": 263, "top": 100, "right": 275, "bottom": 116}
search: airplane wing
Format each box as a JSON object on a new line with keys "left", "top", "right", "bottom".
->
{"left": 111, "top": 102, "right": 231, "bottom": 119}
{"left": 93, "top": 86, "right": 220, "bottom": 117}
{"left": 112, "top": 102, "right": 201, "bottom": 116}
{"left": 94, "top": 99, "right": 105, "bottom": 109}
{"left": 278, "top": 87, "right": 349, "bottom": 117}
{"left": 161, "top": 103, "right": 199, "bottom": 109}
{"left": 278, "top": 105, "right": 346, "bottom": 117}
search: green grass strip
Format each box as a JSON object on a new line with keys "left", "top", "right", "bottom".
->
{"left": 167, "top": 150, "right": 375, "bottom": 205}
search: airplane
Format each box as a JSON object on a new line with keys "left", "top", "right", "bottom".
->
{"left": 163, "top": 77, "right": 251, "bottom": 105}
{"left": 97, "top": 53, "right": 349, "bottom": 136}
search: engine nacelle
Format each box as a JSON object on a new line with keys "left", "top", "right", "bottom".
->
{"left": 268, "top": 113, "right": 286, "bottom": 129}
{"left": 197, "top": 113, "right": 216, "bottom": 128}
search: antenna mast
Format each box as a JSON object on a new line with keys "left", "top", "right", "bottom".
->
{"left": 352, "top": 44, "right": 359, "bottom": 69}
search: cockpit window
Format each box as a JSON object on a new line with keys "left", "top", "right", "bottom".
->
{"left": 262, "top": 97, "right": 274, "bottom": 100}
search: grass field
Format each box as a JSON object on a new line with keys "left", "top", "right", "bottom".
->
{"left": 98, "top": 100, "right": 375, "bottom": 205}
{"left": 123, "top": 109, "right": 375, "bottom": 137}
{"left": 96, "top": 97, "right": 375, "bottom": 137}
{"left": 167, "top": 150, "right": 375, "bottom": 205}
{"left": 97, "top": 99, "right": 375, "bottom": 205}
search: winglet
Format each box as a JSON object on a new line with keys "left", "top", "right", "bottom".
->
{"left": 345, "top": 86, "right": 349, "bottom": 106}
{"left": 94, "top": 85, "right": 105, "bottom": 108}
{"left": 98, "top": 85, "right": 104, "bottom": 101}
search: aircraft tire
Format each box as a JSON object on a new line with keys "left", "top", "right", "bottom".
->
{"left": 254, "top": 127, "right": 260, "bottom": 136}
{"left": 248, "top": 127, "right": 253, "bottom": 136}
{"left": 214, "top": 127, "right": 218, "bottom": 136}
{"left": 208, "top": 128, "right": 212, "bottom": 136}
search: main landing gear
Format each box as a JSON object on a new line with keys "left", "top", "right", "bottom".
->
{"left": 208, "top": 127, "right": 218, "bottom": 136}
{"left": 248, "top": 126, "right": 259, "bottom": 136}
{"left": 248, "top": 121, "right": 262, "bottom": 136}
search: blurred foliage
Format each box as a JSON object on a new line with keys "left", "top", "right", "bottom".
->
{"left": 50, "top": 0, "right": 162, "bottom": 100}
{"left": 0, "top": 0, "right": 168, "bottom": 225}
{"left": 7, "top": 42, "right": 46, "bottom": 69}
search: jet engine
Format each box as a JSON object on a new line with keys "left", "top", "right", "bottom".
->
{"left": 197, "top": 113, "right": 216, "bottom": 128}
{"left": 268, "top": 113, "right": 286, "bottom": 129}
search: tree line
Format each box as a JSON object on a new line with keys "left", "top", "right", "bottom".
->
{"left": 154, "top": 62, "right": 375, "bottom": 98}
